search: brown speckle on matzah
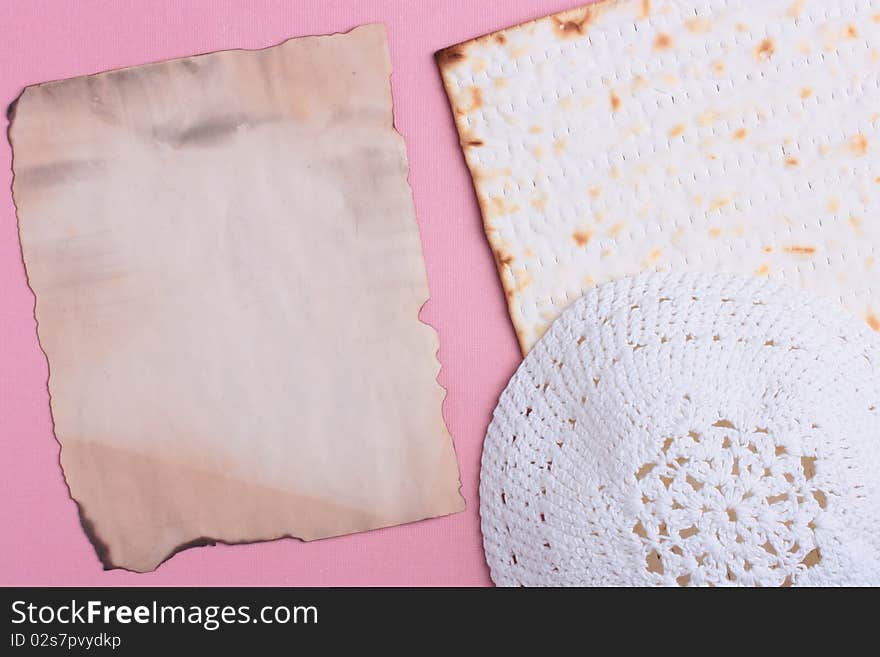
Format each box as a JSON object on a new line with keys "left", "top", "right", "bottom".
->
{"left": 572, "top": 229, "right": 593, "bottom": 247}
{"left": 435, "top": 45, "right": 467, "bottom": 68}
{"left": 461, "top": 132, "right": 484, "bottom": 148}
{"left": 610, "top": 90, "right": 622, "bottom": 111}
{"left": 552, "top": 8, "right": 595, "bottom": 39}
{"left": 495, "top": 249, "right": 516, "bottom": 268}
{"left": 462, "top": 86, "right": 483, "bottom": 113}
{"left": 654, "top": 32, "right": 673, "bottom": 50}
{"left": 755, "top": 38, "right": 775, "bottom": 61}
{"left": 788, "top": 1, "right": 806, "bottom": 19}
{"left": 685, "top": 18, "right": 712, "bottom": 35}
{"left": 849, "top": 133, "right": 869, "bottom": 156}
{"left": 783, "top": 245, "right": 817, "bottom": 255}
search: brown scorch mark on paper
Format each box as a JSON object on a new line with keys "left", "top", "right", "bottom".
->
{"left": 13, "top": 158, "right": 105, "bottom": 188}
{"left": 152, "top": 113, "right": 265, "bottom": 148}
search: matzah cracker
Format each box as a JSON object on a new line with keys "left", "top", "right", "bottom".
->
{"left": 437, "top": 0, "right": 880, "bottom": 353}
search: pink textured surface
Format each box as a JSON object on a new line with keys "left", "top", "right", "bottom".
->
{"left": 0, "top": 0, "right": 582, "bottom": 586}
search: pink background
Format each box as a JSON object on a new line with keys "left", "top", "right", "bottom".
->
{"left": 0, "top": 0, "right": 583, "bottom": 586}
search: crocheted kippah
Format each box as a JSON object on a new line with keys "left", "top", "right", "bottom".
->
{"left": 481, "top": 272, "right": 880, "bottom": 586}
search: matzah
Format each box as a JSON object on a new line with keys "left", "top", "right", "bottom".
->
{"left": 437, "top": 0, "right": 880, "bottom": 353}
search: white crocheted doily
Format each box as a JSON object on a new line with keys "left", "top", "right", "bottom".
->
{"left": 481, "top": 272, "right": 880, "bottom": 586}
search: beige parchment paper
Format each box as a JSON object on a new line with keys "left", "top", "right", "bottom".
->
{"left": 10, "top": 24, "right": 464, "bottom": 572}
